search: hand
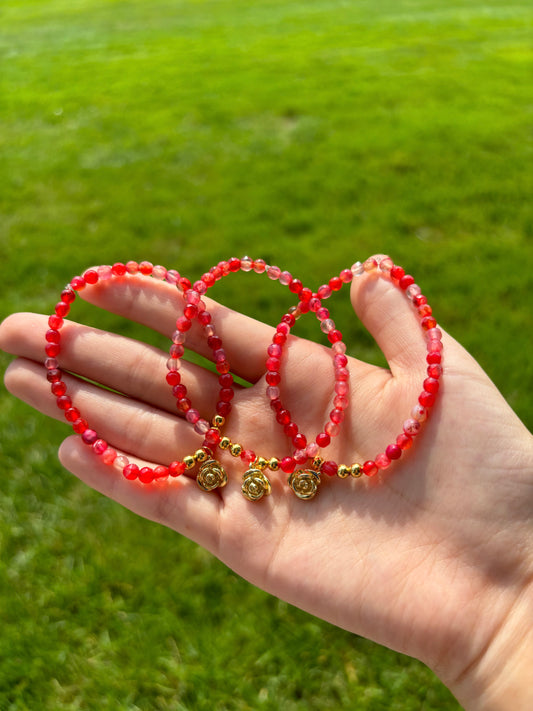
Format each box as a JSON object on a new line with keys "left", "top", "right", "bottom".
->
{"left": 1, "top": 270, "right": 532, "bottom": 710}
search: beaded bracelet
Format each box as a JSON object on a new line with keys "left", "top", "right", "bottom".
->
{"left": 166, "top": 257, "right": 352, "bottom": 500}
{"left": 44, "top": 256, "right": 442, "bottom": 500}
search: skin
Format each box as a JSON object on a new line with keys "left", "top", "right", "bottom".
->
{"left": 0, "top": 268, "right": 532, "bottom": 709}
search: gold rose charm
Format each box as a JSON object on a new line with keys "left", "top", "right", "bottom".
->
{"left": 241, "top": 468, "right": 272, "bottom": 502}
{"left": 288, "top": 469, "right": 321, "bottom": 500}
{"left": 196, "top": 459, "right": 228, "bottom": 492}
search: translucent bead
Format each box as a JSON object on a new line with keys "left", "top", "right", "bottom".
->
{"left": 240, "top": 256, "right": 253, "bottom": 272}
{"left": 279, "top": 270, "right": 292, "bottom": 286}
{"left": 306, "top": 442, "right": 319, "bottom": 458}
{"left": 351, "top": 261, "right": 364, "bottom": 276}
{"left": 426, "top": 327, "right": 442, "bottom": 341}
{"left": 427, "top": 339, "right": 443, "bottom": 353}
{"left": 166, "top": 269, "right": 179, "bottom": 284}
{"left": 205, "top": 324, "right": 216, "bottom": 338}
{"left": 375, "top": 452, "right": 391, "bottom": 469}
{"left": 340, "top": 269, "right": 353, "bottom": 283}
{"left": 152, "top": 265, "right": 167, "bottom": 280}
{"left": 170, "top": 344, "right": 184, "bottom": 359}
{"left": 139, "top": 261, "right": 153, "bottom": 275}
{"left": 332, "top": 341, "right": 347, "bottom": 354}
{"left": 406, "top": 284, "right": 422, "bottom": 300}
{"left": 294, "top": 449, "right": 308, "bottom": 463}
{"left": 266, "top": 386, "right": 280, "bottom": 400}
{"left": 98, "top": 265, "right": 113, "bottom": 280}
{"left": 335, "top": 381, "right": 349, "bottom": 395}
{"left": 114, "top": 455, "right": 130, "bottom": 471}
{"left": 309, "top": 298, "right": 321, "bottom": 312}
{"left": 334, "top": 354, "right": 348, "bottom": 368}
{"left": 379, "top": 256, "right": 393, "bottom": 274}
{"left": 126, "top": 261, "right": 139, "bottom": 274}
{"left": 385, "top": 444, "right": 402, "bottom": 460}
{"left": 267, "top": 343, "right": 282, "bottom": 357}
{"left": 330, "top": 408, "right": 344, "bottom": 424}
{"left": 317, "top": 284, "right": 331, "bottom": 299}
{"left": 253, "top": 258, "right": 266, "bottom": 273}
{"left": 403, "top": 418, "right": 421, "bottom": 436}
{"left": 167, "top": 358, "right": 179, "bottom": 372}
{"left": 335, "top": 367, "right": 349, "bottom": 381}
{"left": 325, "top": 422, "right": 340, "bottom": 437}
{"left": 193, "top": 280, "right": 207, "bottom": 295}
{"left": 364, "top": 257, "right": 378, "bottom": 272}
{"left": 334, "top": 395, "right": 348, "bottom": 410}
{"left": 411, "top": 404, "right": 427, "bottom": 422}
{"left": 194, "top": 419, "right": 210, "bottom": 435}
{"left": 186, "top": 409, "right": 200, "bottom": 425}
{"left": 267, "top": 265, "right": 281, "bottom": 280}
{"left": 45, "top": 357, "right": 59, "bottom": 370}
{"left": 320, "top": 318, "right": 335, "bottom": 334}
{"left": 102, "top": 448, "right": 117, "bottom": 465}
{"left": 316, "top": 307, "right": 330, "bottom": 321}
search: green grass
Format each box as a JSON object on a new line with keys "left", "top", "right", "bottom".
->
{"left": 0, "top": 0, "right": 532, "bottom": 708}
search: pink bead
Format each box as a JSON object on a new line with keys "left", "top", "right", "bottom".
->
{"left": 332, "top": 341, "right": 347, "bottom": 354}
{"left": 334, "top": 395, "right": 348, "bottom": 410}
{"left": 45, "top": 357, "right": 59, "bottom": 370}
{"left": 340, "top": 268, "right": 353, "bottom": 283}
{"left": 267, "top": 344, "right": 282, "bottom": 357}
{"left": 375, "top": 452, "right": 391, "bottom": 469}
{"left": 194, "top": 420, "right": 210, "bottom": 435}
{"left": 427, "top": 339, "right": 443, "bottom": 353}
{"left": 325, "top": 422, "right": 340, "bottom": 437}
{"left": 309, "top": 298, "right": 321, "bottom": 312}
{"left": 363, "top": 257, "right": 378, "bottom": 272}
{"left": 166, "top": 358, "right": 179, "bottom": 372}
{"left": 403, "top": 419, "right": 421, "bottom": 436}
{"left": 406, "top": 284, "right": 421, "bottom": 300}
{"left": 186, "top": 409, "right": 201, "bottom": 424}
{"left": 412, "top": 403, "right": 428, "bottom": 422}
{"left": 253, "top": 258, "right": 266, "bottom": 273}
{"left": 335, "top": 381, "right": 349, "bottom": 396}
{"left": 114, "top": 455, "right": 129, "bottom": 471}
{"left": 320, "top": 318, "right": 335, "bottom": 333}
{"left": 426, "top": 327, "right": 442, "bottom": 341}
{"left": 240, "top": 256, "right": 253, "bottom": 272}
{"left": 316, "top": 307, "right": 330, "bottom": 321}
{"left": 266, "top": 386, "right": 280, "bottom": 400}
{"left": 317, "top": 284, "right": 332, "bottom": 299}
{"left": 306, "top": 442, "right": 319, "bottom": 458}
{"left": 378, "top": 257, "right": 393, "bottom": 273}
{"left": 330, "top": 408, "right": 344, "bottom": 424}
{"left": 293, "top": 449, "right": 307, "bottom": 463}
{"left": 81, "top": 429, "right": 98, "bottom": 445}
{"left": 266, "top": 357, "right": 280, "bottom": 371}
{"left": 152, "top": 265, "right": 167, "bottom": 280}
{"left": 166, "top": 269, "right": 179, "bottom": 284}
{"left": 126, "top": 261, "right": 139, "bottom": 274}
{"left": 193, "top": 280, "right": 207, "bottom": 295}
{"left": 334, "top": 354, "right": 348, "bottom": 368}
{"left": 267, "top": 265, "right": 281, "bottom": 280}
{"left": 93, "top": 439, "right": 108, "bottom": 455}
{"left": 335, "top": 367, "right": 349, "bottom": 381}
{"left": 351, "top": 261, "right": 364, "bottom": 276}
{"left": 279, "top": 270, "right": 292, "bottom": 286}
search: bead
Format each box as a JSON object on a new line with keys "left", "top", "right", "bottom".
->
{"left": 351, "top": 261, "right": 364, "bottom": 276}
{"left": 93, "top": 439, "right": 108, "bottom": 455}
{"left": 423, "top": 377, "right": 440, "bottom": 394}
{"left": 123, "top": 463, "right": 139, "bottom": 480}
{"left": 321, "top": 460, "right": 338, "bottom": 477}
{"left": 230, "top": 443, "right": 242, "bottom": 457}
{"left": 375, "top": 453, "right": 391, "bottom": 469}
{"left": 212, "top": 414, "right": 225, "bottom": 427}
{"left": 183, "top": 455, "right": 196, "bottom": 470}
{"left": 194, "top": 449, "right": 209, "bottom": 463}
{"left": 385, "top": 444, "right": 402, "bottom": 460}
{"left": 419, "top": 390, "right": 435, "bottom": 408}
{"left": 325, "top": 422, "right": 340, "bottom": 437}
{"left": 351, "top": 463, "right": 363, "bottom": 478}
{"left": 81, "top": 429, "right": 98, "bottom": 445}
{"left": 362, "top": 460, "right": 378, "bottom": 476}
{"left": 337, "top": 464, "right": 350, "bottom": 479}
{"left": 219, "top": 436, "right": 231, "bottom": 450}
{"left": 114, "top": 455, "right": 129, "bottom": 472}
{"left": 102, "top": 448, "right": 117, "bottom": 465}
{"left": 139, "top": 261, "right": 153, "bottom": 275}
{"left": 169, "top": 461, "right": 186, "bottom": 477}
{"left": 363, "top": 257, "right": 378, "bottom": 272}
{"left": 316, "top": 432, "right": 330, "bottom": 448}
{"left": 139, "top": 467, "right": 154, "bottom": 484}
{"left": 267, "top": 265, "right": 281, "bottom": 280}
{"left": 399, "top": 275, "right": 415, "bottom": 290}
{"left": 396, "top": 433, "right": 413, "bottom": 450}
{"left": 268, "top": 457, "right": 280, "bottom": 471}
{"left": 403, "top": 418, "right": 421, "bottom": 436}
{"left": 280, "top": 456, "right": 296, "bottom": 474}
{"left": 112, "top": 262, "right": 127, "bottom": 276}
{"left": 411, "top": 404, "right": 428, "bottom": 422}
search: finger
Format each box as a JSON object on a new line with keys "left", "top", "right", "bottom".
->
{"left": 4, "top": 358, "right": 216, "bottom": 465}
{"left": 349, "top": 260, "right": 438, "bottom": 375}
{"left": 78, "top": 274, "right": 280, "bottom": 383}
{"left": 58, "top": 435, "right": 225, "bottom": 552}
{"left": 0, "top": 312, "right": 234, "bottom": 416}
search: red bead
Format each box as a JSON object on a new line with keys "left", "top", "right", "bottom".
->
{"left": 362, "top": 460, "right": 378, "bottom": 476}
{"left": 293, "top": 433, "right": 307, "bottom": 449}
{"left": 399, "top": 275, "right": 415, "bottom": 290}
{"left": 427, "top": 364, "right": 443, "bottom": 378}
{"left": 204, "top": 428, "right": 222, "bottom": 448}
{"left": 172, "top": 384, "right": 187, "bottom": 399}
{"left": 421, "top": 316, "right": 437, "bottom": 331}
{"left": 273, "top": 332, "right": 286, "bottom": 345}
{"left": 216, "top": 400, "right": 232, "bottom": 416}
{"left": 300, "top": 287, "right": 313, "bottom": 302}
{"left": 51, "top": 381, "right": 67, "bottom": 396}
{"left": 418, "top": 304, "right": 433, "bottom": 317}
{"left": 419, "top": 390, "right": 435, "bottom": 408}
{"left": 218, "top": 373, "right": 234, "bottom": 388}
{"left": 317, "top": 284, "right": 331, "bottom": 299}
{"left": 289, "top": 278, "right": 303, "bottom": 294}
{"left": 390, "top": 266, "right": 405, "bottom": 282}
{"left": 396, "top": 433, "right": 413, "bottom": 450}
{"left": 266, "top": 371, "right": 281, "bottom": 386}
{"left": 240, "top": 449, "right": 255, "bottom": 464}
{"left": 327, "top": 329, "right": 343, "bottom": 344}
{"left": 427, "top": 351, "right": 442, "bottom": 364}
{"left": 340, "top": 269, "right": 353, "bottom": 283}
{"left": 93, "top": 439, "right": 107, "bottom": 455}
{"left": 139, "top": 467, "right": 154, "bottom": 483}
{"left": 413, "top": 294, "right": 427, "bottom": 308}
{"left": 64, "top": 407, "right": 80, "bottom": 422}
{"left": 329, "top": 276, "right": 342, "bottom": 291}
{"left": 184, "top": 304, "right": 198, "bottom": 319}
{"left": 139, "top": 261, "right": 153, "bottom": 275}
{"left": 198, "top": 311, "right": 212, "bottom": 326}
{"left": 176, "top": 317, "right": 191, "bottom": 332}
{"left": 72, "top": 418, "right": 88, "bottom": 434}
{"left": 112, "top": 262, "right": 127, "bottom": 276}
{"left": 169, "top": 461, "right": 186, "bottom": 477}
{"left": 123, "top": 463, "right": 139, "bottom": 480}
{"left": 70, "top": 276, "right": 86, "bottom": 291}
{"left": 202, "top": 272, "right": 215, "bottom": 287}
{"left": 330, "top": 408, "right": 344, "bottom": 424}
{"left": 423, "top": 377, "right": 440, "bottom": 394}
{"left": 266, "top": 357, "right": 281, "bottom": 371}
{"left": 276, "top": 409, "right": 291, "bottom": 426}
{"left": 219, "top": 388, "right": 234, "bottom": 402}
{"left": 154, "top": 465, "right": 169, "bottom": 479}
{"left": 45, "top": 343, "right": 60, "bottom": 357}
{"left": 385, "top": 444, "right": 402, "bottom": 460}
{"left": 207, "top": 335, "right": 222, "bottom": 350}
{"left": 55, "top": 302, "right": 70, "bottom": 317}
{"left": 178, "top": 276, "right": 191, "bottom": 291}
{"left": 48, "top": 314, "right": 63, "bottom": 329}
{"left": 316, "top": 432, "right": 330, "bottom": 448}
{"left": 46, "top": 329, "right": 61, "bottom": 344}
{"left": 215, "top": 360, "right": 230, "bottom": 374}
{"left": 321, "top": 460, "right": 338, "bottom": 477}
{"left": 83, "top": 269, "right": 99, "bottom": 284}
{"left": 56, "top": 395, "right": 72, "bottom": 410}
{"left": 281, "top": 313, "right": 296, "bottom": 328}
{"left": 280, "top": 457, "right": 296, "bottom": 474}
{"left": 228, "top": 257, "right": 241, "bottom": 272}
{"left": 284, "top": 422, "right": 298, "bottom": 438}
{"left": 46, "top": 368, "right": 62, "bottom": 383}
{"left": 60, "top": 288, "right": 76, "bottom": 304}
{"left": 177, "top": 397, "right": 191, "bottom": 412}
{"left": 166, "top": 371, "right": 181, "bottom": 386}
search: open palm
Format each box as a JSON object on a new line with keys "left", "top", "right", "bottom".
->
{"left": 1, "top": 268, "right": 532, "bottom": 709}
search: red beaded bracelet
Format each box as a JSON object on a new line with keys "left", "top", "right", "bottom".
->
{"left": 44, "top": 255, "right": 443, "bottom": 500}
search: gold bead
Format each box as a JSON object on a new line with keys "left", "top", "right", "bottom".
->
{"left": 230, "top": 443, "right": 242, "bottom": 457}
{"left": 337, "top": 464, "right": 350, "bottom": 479}
{"left": 312, "top": 456, "right": 324, "bottom": 472}
{"left": 212, "top": 415, "right": 225, "bottom": 428}
{"left": 351, "top": 463, "right": 363, "bottom": 478}
{"left": 183, "top": 455, "right": 195, "bottom": 470}
{"left": 194, "top": 449, "right": 209, "bottom": 463}
{"left": 219, "top": 436, "right": 231, "bottom": 450}
{"left": 254, "top": 457, "right": 268, "bottom": 470}
{"left": 268, "top": 457, "right": 280, "bottom": 471}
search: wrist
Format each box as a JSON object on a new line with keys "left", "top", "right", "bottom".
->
{"left": 450, "top": 581, "right": 533, "bottom": 711}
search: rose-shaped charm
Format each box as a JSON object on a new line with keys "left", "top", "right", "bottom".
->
{"left": 196, "top": 459, "right": 228, "bottom": 492}
{"left": 288, "top": 469, "right": 321, "bottom": 500}
{"left": 241, "top": 468, "right": 272, "bottom": 502}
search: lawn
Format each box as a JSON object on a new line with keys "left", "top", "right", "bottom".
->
{"left": 0, "top": 0, "right": 532, "bottom": 708}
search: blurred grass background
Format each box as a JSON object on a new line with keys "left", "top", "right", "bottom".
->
{"left": 0, "top": 0, "right": 532, "bottom": 708}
